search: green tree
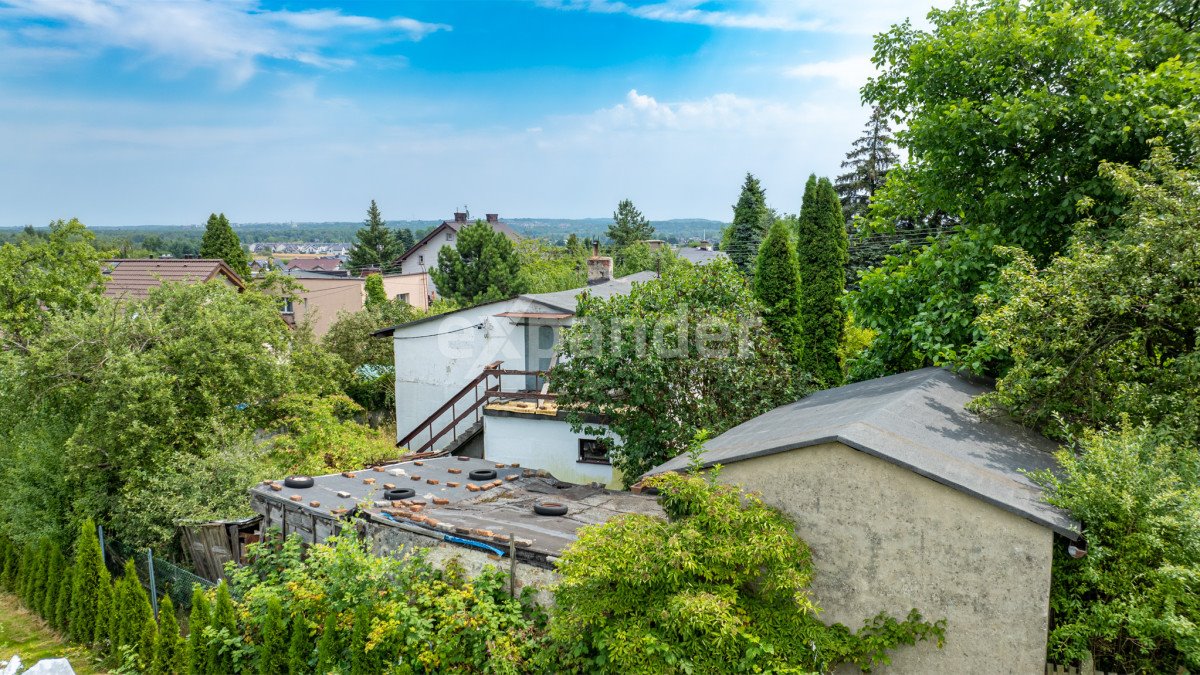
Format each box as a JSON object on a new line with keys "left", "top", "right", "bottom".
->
{"left": 726, "top": 173, "right": 770, "bottom": 274}
{"left": 186, "top": 585, "right": 210, "bottom": 675}
{"left": 153, "top": 595, "right": 185, "bottom": 675}
{"left": 613, "top": 241, "right": 683, "bottom": 278}
{"left": 851, "top": 0, "right": 1200, "bottom": 375}
{"left": 258, "top": 596, "right": 288, "bottom": 675}
{"left": 754, "top": 218, "right": 804, "bottom": 366}
{"left": 515, "top": 238, "right": 587, "bottom": 293}
{"left": 796, "top": 176, "right": 849, "bottom": 387}
{"left": 68, "top": 518, "right": 111, "bottom": 645}
{"left": 114, "top": 559, "right": 153, "bottom": 656}
{"left": 971, "top": 142, "right": 1200, "bottom": 442}
{"left": 207, "top": 581, "right": 237, "bottom": 675}
{"left": 364, "top": 273, "right": 387, "bottom": 308}
{"left": 286, "top": 614, "right": 313, "bottom": 675}
{"left": 348, "top": 200, "right": 403, "bottom": 273}
{"left": 549, "top": 471, "right": 945, "bottom": 672}
{"left": 606, "top": 199, "right": 655, "bottom": 248}
{"left": 315, "top": 612, "right": 341, "bottom": 675}
{"left": 138, "top": 615, "right": 159, "bottom": 672}
{"left": 1029, "top": 424, "right": 1200, "bottom": 673}
{"left": 553, "top": 260, "right": 800, "bottom": 482}
{"left": 40, "top": 541, "right": 65, "bottom": 621}
{"left": 834, "top": 107, "right": 900, "bottom": 228}
{"left": 199, "top": 213, "right": 250, "bottom": 279}
{"left": 348, "top": 605, "right": 376, "bottom": 675}
{"left": 0, "top": 218, "right": 108, "bottom": 348}
{"left": 0, "top": 540, "right": 18, "bottom": 592}
{"left": 395, "top": 227, "right": 415, "bottom": 255}
{"left": 430, "top": 219, "right": 526, "bottom": 305}
{"left": 322, "top": 300, "right": 422, "bottom": 414}
{"left": 53, "top": 566, "right": 73, "bottom": 632}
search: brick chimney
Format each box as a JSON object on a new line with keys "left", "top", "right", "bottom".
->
{"left": 587, "top": 239, "right": 613, "bottom": 285}
{"left": 453, "top": 212, "right": 468, "bottom": 223}
{"left": 485, "top": 213, "right": 499, "bottom": 223}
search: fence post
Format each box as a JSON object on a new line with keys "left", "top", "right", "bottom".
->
{"left": 508, "top": 537, "right": 516, "bottom": 598}
{"left": 97, "top": 524, "right": 106, "bottom": 564}
{"left": 147, "top": 548, "right": 159, "bottom": 619}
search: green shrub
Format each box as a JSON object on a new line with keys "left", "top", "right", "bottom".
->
{"left": 69, "top": 518, "right": 111, "bottom": 645}
{"left": 153, "top": 595, "right": 185, "bottom": 675}
{"left": 548, "top": 472, "right": 945, "bottom": 673}
{"left": 186, "top": 586, "right": 210, "bottom": 675}
{"left": 258, "top": 597, "right": 288, "bottom": 675}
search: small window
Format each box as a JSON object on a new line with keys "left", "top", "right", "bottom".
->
{"left": 281, "top": 298, "right": 294, "bottom": 314}
{"left": 397, "top": 293, "right": 410, "bottom": 305}
{"left": 578, "top": 438, "right": 610, "bottom": 465}
{"left": 446, "top": 232, "right": 455, "bottom": 241}
{"left": 418, "top": 254, "right": 424, "bottom": 266}
{"left": 538, "top": 325, "right": 554, "bottom": 349}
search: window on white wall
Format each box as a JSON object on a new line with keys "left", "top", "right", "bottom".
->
{"left": 578, "top": 438, "right": 610, "bottom": 464}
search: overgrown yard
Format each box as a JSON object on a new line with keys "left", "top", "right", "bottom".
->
{"left": 0, "top": 592, "right": 104, "bottom": 674}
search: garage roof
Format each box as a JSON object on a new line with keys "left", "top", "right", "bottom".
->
{"left": 648, "top": 367, "right": 1079, "bottom": 538}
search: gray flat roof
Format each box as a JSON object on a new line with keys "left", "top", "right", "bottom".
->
{"left": 252, "top": 455, "right": 663, "bottom": 558}
{"left": 520, "top": 271, "right": 658, "bottom": 314}
{"left": 648, "top": 367, "right": 1079, "bottom": 538}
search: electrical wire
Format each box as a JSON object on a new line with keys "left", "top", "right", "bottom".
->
{"left": 390, "top": 321, "right": 486, "bottom": 340}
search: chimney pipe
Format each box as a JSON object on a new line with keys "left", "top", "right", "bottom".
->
{"left": 486, "top": 213, "right": 499, "bottom": 223}
{"left": 454, "top": 212, "right": 467, "bottom": 223}
{"left": 587, "top": 239, "right": 613, "bottom": 285}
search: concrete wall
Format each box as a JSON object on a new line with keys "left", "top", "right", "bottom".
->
{"left": 713, "top": 442, "right": 1053, "bottom": 674}
{"left": 381, "top": 272, "right": 432, "bottom": 310}
{"left": 483, "top": 412, "right": 621, "bottom": 488}
{"left": 291, "top": 276, "right": 364, "bottom": 337}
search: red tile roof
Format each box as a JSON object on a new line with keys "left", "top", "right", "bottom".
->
{"left": 285, "top": 257, "right": 343, "bottom": 271}
{"left": 102, "top": 259, "right": 245, "bottom": 299}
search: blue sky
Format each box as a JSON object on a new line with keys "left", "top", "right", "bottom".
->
{"left": 0, "top": 0, "right": 943, "bottom": 226}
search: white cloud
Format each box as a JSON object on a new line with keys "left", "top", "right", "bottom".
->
{"left": 784, "top": 56, "right": 876, "bottom": 87}
{"left": 0, "top": 0, "right": 450, "bottom": 85}
{"left": 537, "top": 0, "right": 951, "bottom": 35}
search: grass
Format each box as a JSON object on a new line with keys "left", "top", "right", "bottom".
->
{"left": 0, "top": 592, "right": 105, "bottom": 674}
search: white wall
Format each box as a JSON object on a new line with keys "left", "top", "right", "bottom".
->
{"left": 392, "top": 297, "right": 555, "bottom": 448}
{"left": 400, "top": 227, "right": 455, "bottom": 275}
{"left": 483, "top": 413, "right": 621, "bottom": 488}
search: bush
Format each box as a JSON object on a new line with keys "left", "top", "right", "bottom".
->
{"left": 1030, "top": 424, "right": 1200, "bottom": 672}
{"left": 548, "top": 472, "right": 945, "bottom": 672}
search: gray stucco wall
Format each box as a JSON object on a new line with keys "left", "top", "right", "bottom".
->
{"left": 714, "top": 442, "right": 1053, "bottom": 674}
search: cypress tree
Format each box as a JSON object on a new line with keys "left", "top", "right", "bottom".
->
{"left": 207, "top": 581, "right": 237, "bottom": 675}
{"left": 364, "top": 273, "right": 387, "bottom": 309}
{"left": 795, "top": 175, "right": 849, "bottom": 387}
{"left": 95, "top": 569, "right": 114, "bottom": 650}
{"left": 287, "top": 616, "right": 313, "bottom": 675}
{"left": 258, "top": 596, "right": 288, "bottom": 675}
{"left": 115, "top": 560, "right": 152, "bottom": 656}
{"left": 105, "top": 569, "right": 126, "bottom": 653}
{"left": 199, "top": 213, "right": 250, "bottom": 278}
{"left": 139, "top": 614, "right": 159, "bottom": 671}
{"left": 315, "top": 612, "right": 340, "bottom": 675}
{"left": 41, "top": 542, "right": 65, "bottom": 621}
{"left": 186, "top": 586, "right": 211, "bottom": 675}
{"left": 53, "top": 566, "right": 73, "bottom": 632}
{"left": 0, "top": 538, "right": 15, "bottom": 592}
{"left": 19, "top": 539, "right": 41, "bottom": 606}
{"left": 348, "top": 606, "right": 375, "bottom": 675}
{"left": 69, "top": 517, "right": 112, "bottom": 645}
{"left": 753, "top": 218, "right": 804, "bottom": 365}
{"left": 153, "top": 594, "right": 185, "bottom": 675}
{"left": 430, "top": 219, "right": 526, "bottom": 305}
{"left": 727, "top": 172, "right": 770, "bottom": 275}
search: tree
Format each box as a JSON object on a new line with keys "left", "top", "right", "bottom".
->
{"left": 348, "top": 605, "right": 376, "bottom": 675}
{"left": 186, "top": 586, "right": 210, "bottom": 675}
{"left": 613, "top": 241, "right": 683, "bottom": 278}
{"left": 40, "top": 541, "right": 65, "bottom": 622}
{"left": 552, "top": 260, "right": 800, "bottom": 482}
{"left": 549, "top": 471, "right": 945, "bottom": 672}
{"left": 139, "top": 615, "right": 159, "bottom": 672}
{"left": 849, "top": 0, "right": 1200, "bottom": 377}
{"left": 726, "top": 173, "right": 770, "bottom": 274}
{"left": 1029, "top": 424, "right": 1200, "bottom": 673}
{"left": 0, "top": 218, "right": 108, "bottom": 348}
{"left": 153, "top": 595, "right": 185, "bottom": 675}
{"left": 364, "top": 273, "right": 387, "bottom": 308}
{"left": 258, "top": 596, "right": 288, "bottom": 675}
{"left": 207, "top": 581, "right": 238, "bottom": 674}
{"left": 834, "top": 107, "right": 899, "bottom": 228}
{"left": 199, "top": 213, "right": 250, "bottom": 278}
{"left": 322, "top": 300, "right": 423, "bottom": 415}
{"left": 113, "top": 560, "right": 153, "bottom": 657}
{"left": 286, "top": 614, "right": 313, "bottom": 675}
{"left": 753, "top": 218, "right": 804, "bottom": 365}
{"left": 515, "top": 239, "right": 586, "bottom": 294}
{"left": 315, "top": 612, "right": 340, "bottom": 675}
{"left": 53, "top": 567, "right": 73, "bottom": 633}
{"left": 395, "top": 227, "right": 415, "bottom": 255}
{"left": 606, "top": 199, "right": 654, "bottom": 248}
{"left": 68, "top": 518, "right": 111, "bottom": 645}
{"left": 796, "top": 176, "right": 849, "bottom": 387}
{"left": 971, "top": 142, "right": 1200, "bottom": 442}
{"left": 430, "top": 219, "right": 525, "bottom": 305}
{"left": 347, "top": 200, "right": 404, "bottom": 273}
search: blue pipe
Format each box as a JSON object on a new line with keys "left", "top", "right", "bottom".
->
{"left": 444, "top": 534, "right": 505, "bottom": 557}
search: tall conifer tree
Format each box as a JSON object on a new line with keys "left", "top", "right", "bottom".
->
{"left": 153, "top": 594, "right": 184, "bottom": 675}
{"left": 753, "top": 219, "right": 804, "bottom": 366}
{"left": 430, "top": 220, "right": 525, "bottom": 305}
{"left": 186, "top": 586, "right": 210, "bottom": 675}
{"left": 69, "top": 518, "right": 111, "bottom": 645}
{"left": 796, "top": 176, "right": 849, "bottom": 387}
{"left": 348, "top": 200, "right": 404, "bottom": 273}
{"left": 727, "top": 173, "right": 770, "bottom": 274}
{"left": 606, "top": 199, "right": 655, "bottom": 248}
{"left": 199, "top": 213, "right": 250, "bottom": 278}
{"left": 834, "top": 107, "right": 899, "bottom": 227}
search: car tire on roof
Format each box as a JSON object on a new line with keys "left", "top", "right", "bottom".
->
{"left": 468, "top": 469, "right": 497, "bottom": 481}
{"left": 283, "top": 475, "right": 314, "bottom": 489}
{"left": 384, "top": 487, "right": 416, "bottom": 501}
{"left": 533, "top": 502, "right": 568, "bottom": 517}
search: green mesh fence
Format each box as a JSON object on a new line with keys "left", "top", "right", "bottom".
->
{"left": 102, "top": 534, "right": 215, "bottom": 612}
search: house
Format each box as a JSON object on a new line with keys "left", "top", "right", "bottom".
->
{"left": 283, "top": 269, "right": 365, "bottom": 337}
{"left": 102, "top": 258, "right": 245, "bottom": 299}
{"left": 676, "top": 239, "right": 728, "bottom": 265}
{"left": 646, "top": 367, "right": 1079, "bottom": 674}
{"left": 285, "top": 257, "right": 343, "bottom": 273}
{"left": 374, "top": 252, "right": 653, "bottom": 487}
{"left": 380, "top": 272, "right": 432, "bottom": 310}
{"left": 248, "top": 454, "right": 663, "bottom": 603}
{"left": 390, "top": 212, "right": 519, "bottom": 276}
